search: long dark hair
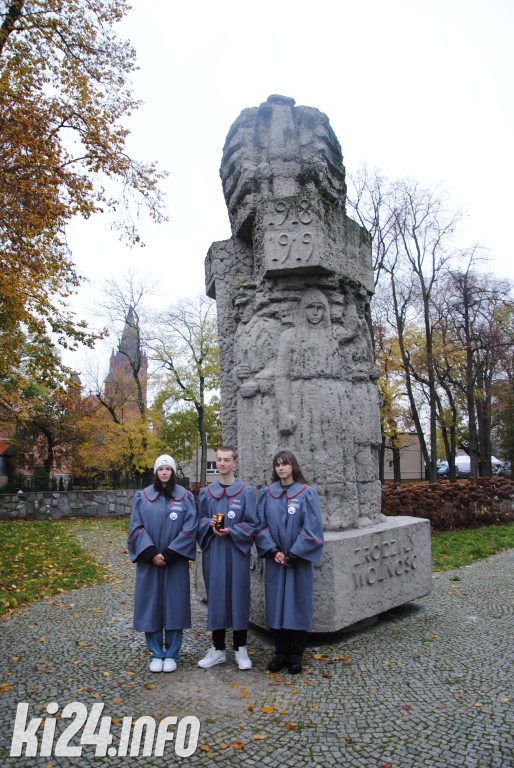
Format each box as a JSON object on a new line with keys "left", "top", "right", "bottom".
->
{"left": 271, "top": 450, "right": 308, "bottom": 484}
{"left": 153, "top": 469, "right": 176, "bottom": 497}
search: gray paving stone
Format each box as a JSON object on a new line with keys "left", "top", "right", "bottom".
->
{"left": 0, "top": 522, "right": 512, "bottom": 767}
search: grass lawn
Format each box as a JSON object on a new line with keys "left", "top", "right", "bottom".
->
{"left": 431, "top": 522, "right": 514, "bottom": 571}
{"left": 0, "top": 519, "right": 106, "bottom": 615}
{"left": 0, "top": 518, "right": 512, "bottom": 616}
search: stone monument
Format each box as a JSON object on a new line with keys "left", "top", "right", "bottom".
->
{"left": 205, "top": 95, "right": 431, "bottom": 631}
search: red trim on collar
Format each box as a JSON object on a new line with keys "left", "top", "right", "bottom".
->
{"left": 208, "top": 483, "right": 247, "bottom": 499}
{"left": 228, "top": 483, "right": 247, "bottom": 499}
{"left": 287, "top": 484, "right": 308, "bottom": 500}
{"left": 143, "top": 488, "right": 187, "bottom": 503}
{"left": 268, "top": 484, "right": 308, "bottom": 500}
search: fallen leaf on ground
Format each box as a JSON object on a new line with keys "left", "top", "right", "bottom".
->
{"left": 285, "top": 723, "right": 297, "bottom": 729}
{"left": 262, "top": 706, "right": 274, "bottom": 713}
{"left": 253, "top": 733, "right": 266, "bottom": 740}
{"left": 232, "top": 740, "right": 245, "bottom": 750}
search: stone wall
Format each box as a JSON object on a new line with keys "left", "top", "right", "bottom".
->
{"left": 0, "top": 489, "right": 135, "bottom": 520}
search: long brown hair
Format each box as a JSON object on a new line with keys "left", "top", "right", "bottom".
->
{"left": 271, "top": 450, "right": 308, "bottom": 484}
{"left": 153, "top": 469, "right": 176, "bottom": 497}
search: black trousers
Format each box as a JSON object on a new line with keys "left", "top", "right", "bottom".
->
{"left": 272, "top": 629, "right": 307, "bottom": 658}
{"left": 212, "top": 628, "right": 247, "bottom": 651}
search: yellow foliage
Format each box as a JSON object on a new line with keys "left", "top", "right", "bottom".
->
{"left": 0, "top": 0, "right": 166, "bottom": 393}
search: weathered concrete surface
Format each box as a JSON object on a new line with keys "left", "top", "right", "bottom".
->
{"left": 250, "top": 516, "right": 432, "bottom": 632}
{"left": 207, "top": 94, "right": 382, "bottom": 528}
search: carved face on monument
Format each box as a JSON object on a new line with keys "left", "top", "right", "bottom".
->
{"left": 299, "top": 288, "right": 331, "bottom": 331}
{"left": 235, "top": 296, "right": 254, "bottom": 325}
{"left": 305, "top": 298, "right": 326, "bottom": 325}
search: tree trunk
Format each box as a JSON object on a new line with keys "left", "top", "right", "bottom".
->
{"left": 379, "top": 433, "right": 386, "bottom": 484}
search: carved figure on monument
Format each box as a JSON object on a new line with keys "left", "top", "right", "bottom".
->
{"left": 275, "top": 287, "right": 361, "bottom": 529}
{"left": 233, "top": 289, "right": 281, "bottom": 485}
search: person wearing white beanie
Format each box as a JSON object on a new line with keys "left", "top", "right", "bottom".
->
{"left": 153, "top": 455, "right": 176, "bottom": 475}
{"left": 128, "top": 454, "right": 197, "bottom": 672}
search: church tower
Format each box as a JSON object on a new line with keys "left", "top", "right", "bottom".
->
{"left": 104, "top": 307, "right": 148, "bottom": 418}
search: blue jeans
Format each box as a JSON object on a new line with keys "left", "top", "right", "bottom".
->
{"left": 145, "top": 629, "right": 183, "bottom": 661}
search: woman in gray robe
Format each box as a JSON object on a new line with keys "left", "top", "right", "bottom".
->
{"left": 128, "top": 454, "right": 197, "bottom": 673}
{"left": 256, "top": 450, "right": 324, "bottom": 674}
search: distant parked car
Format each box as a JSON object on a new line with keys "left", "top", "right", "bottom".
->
{"left": 455, "top": 455, "right": 471, "bottom": 476}
{"left": 437, "top": 461, "right": 461, "bottom": 479}
{"left": 491, "top": 456, "right": 503, "bottom": 475}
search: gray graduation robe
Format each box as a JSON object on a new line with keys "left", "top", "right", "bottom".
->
{"left": 197, "top": 479, "right": 258, "bottom": 631}
{"left": 128, "top": 484, "right": 197, "bottom": 632}
{"left": 256, "top": 481, "right": 324, "bottom": 630}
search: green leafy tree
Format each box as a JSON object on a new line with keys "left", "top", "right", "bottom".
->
{"left": 11, "top": 377, "right": 85, "bottom": 481}
{"left": 151, "top": 295, "right": 220, "bottom": 486}
{"left": 157, "top": 398, "right": 222, "bottom": 481}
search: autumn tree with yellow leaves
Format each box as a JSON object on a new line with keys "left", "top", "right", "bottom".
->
{"left": 0, "top": 0, "right": 166, "bottom": 398}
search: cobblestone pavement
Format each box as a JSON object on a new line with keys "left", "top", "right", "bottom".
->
{"left": 0, "top": 521, "right": 512, "bottom": 768}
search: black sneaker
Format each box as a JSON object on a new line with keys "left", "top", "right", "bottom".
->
{"left": 267, "top": 654, "right": 287, "bottom": 672}
{"left": 288, "top": 655, "right": 303, "bottom": 674}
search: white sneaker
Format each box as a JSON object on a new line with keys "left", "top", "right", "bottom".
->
{"left": 234, "top": 646, "right": 252, "bottom": 670}
{"left": 162, "top": 658, "right": 177, "bottom": 673}
{"left": 149, "top": 658, "right": 163, "bottom": 673}
{"left": 198, "top": 646, "right": 226, "bottom": 668}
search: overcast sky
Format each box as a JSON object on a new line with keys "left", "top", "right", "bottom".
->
{"left": 65, "top": 0, "right": 514, "bottom": 372}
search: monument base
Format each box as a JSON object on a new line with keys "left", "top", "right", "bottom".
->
{"left": 249, "top": 516, "right": 432, "bottom": 633}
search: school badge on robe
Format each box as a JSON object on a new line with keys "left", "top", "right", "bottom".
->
{"left": 287, "top": 505, "right": 296, "bottom": 515}
{"left": 169, "top": 512, "right": 178, "bottom": 521}
{"left": 227, "top": 510, "right": 236, "bottom": 519}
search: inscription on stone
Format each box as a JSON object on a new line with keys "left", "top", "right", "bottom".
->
{"left": 352, "top": 533, "right": 417, "bottom": 588}
{"left": 262, "top": 197, "right": 324, "bottom": 273}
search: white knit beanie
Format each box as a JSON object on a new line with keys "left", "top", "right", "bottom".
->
{"left": 153, "top": 454, "right": 176, "bottom": 474}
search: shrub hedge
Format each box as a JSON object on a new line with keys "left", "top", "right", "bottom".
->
{"left": 381, "top": 477, "right": 514, "bottom": 532}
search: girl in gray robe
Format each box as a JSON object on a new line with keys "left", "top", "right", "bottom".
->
{"left": 256, "top": 450, "right": 324, "bottom": 674}
{"left": 128, "top": 454, "right": 197, "bottom": 673}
